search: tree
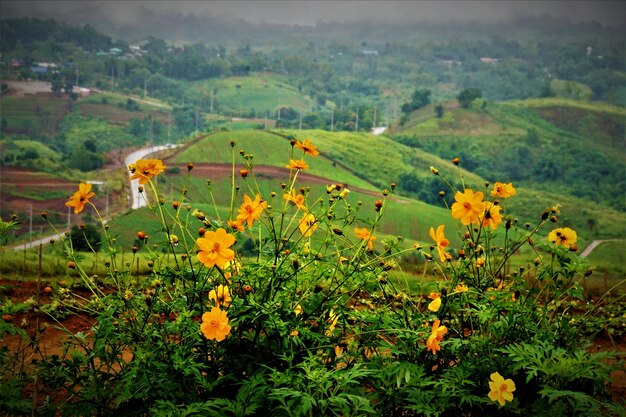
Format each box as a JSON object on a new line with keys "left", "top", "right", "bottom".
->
{"left": 70, "top": 223, "right": 102, "bottom": 251}
{"left": 457, "top": 88, "right": 482, "bottom": 108}
{"left": 401, "top": 88, "right": 431, "bottom": 114}
{"left": 434, "top": 104, "right": 445, "bottom": 118}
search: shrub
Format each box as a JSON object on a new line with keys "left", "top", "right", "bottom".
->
{"left": 2, "top": 139, "right": 622, "bottom": 416}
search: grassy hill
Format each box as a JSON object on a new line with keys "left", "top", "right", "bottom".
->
{"left": 187, "top": 73, "right": 314, "bottom": 116}
{"left": 392, "top": 98, "right": 626, "bottom": 221}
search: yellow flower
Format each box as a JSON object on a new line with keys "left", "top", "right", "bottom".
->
{"left": 129, "top": 159, "right": 166, "bottom": 185}
{"left": 454, "top": 283, "right": 469, "bottom": 293}
{"left": 326, "top": 310, "right": 339, "bottom": 336}
{"left": 488, "top": 372, "right": 516, "bottom": 406}
{"left": 428, "top": 297, "right": 442, "bottom": 312}
{"left": 426, "top": 319, "right": 448, "bottom": 355}
{"left": 491, "top": 182, "right": 516, "bottom": 198}
{"left": 298, "top": 213, "right": 318, "bottom": 237}
{"left": 475, "top": 258, "right": 485, "bottom": 268}
{"left": 200, "top": 306, "right": 231, "bottom": 341}
{"left": 65, "top": 183, "right": 95, "bottom": 214}
{"left": 295, "top": 139, "right": 320, "bottom": 157}
{"left": 283, "top": 189, "right": 307, "bottom": 211}
{"left": 294, "top": 304, "right": 303, "bottom": 316}
{"left": 548, "top": 227, "right": 577, "bottom": 247}
{"left": 479, "top": 201, "right": 503, "bottom": 230}
{"left": 290, "top": 330, "right": 299, "bottom": 337}
{"left": 451, "top": 189, "right": 485, "bottom": 225}
{"left": 286, "top": 159, "right": 309, "bottom": 170}
{"left": 227, "top": 219, "right": 244, "bottom": 232}
{"left": 235, "top": 194, "right": 267, "bottom": 228}
{"left": 208, "top": 284, "right": 232, "bottom": 307}
{"left": 196, "top": 228, "right": 236, "bottom": 269}
{"left": 354, "top": 227, "right": 376, "bottom": 251}
{"left": 429, "top": 225, "right": 450, "bottom": 262}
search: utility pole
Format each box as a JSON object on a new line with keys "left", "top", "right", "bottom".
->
{"left": 75, "top": 63, "right": 79, "bottom": 87}
{"left": 355, "top": 108, "right": 359, "bottom": 132}
{"left": 143, "top": 72, "right": 147, "bottom": 98}
{"left": 330, "top": 108, "right": 334, "bottom": 132}
{"left": 168, "top": 113, "right": 171, "bottom": 142}
{"left": 210, "top": 89, "right": 214, "bottom": 113}
{"left": 373, "top": 106, "right": 377, "bottom": 128}
{"left": 299, "top": 108, "right": 302, "bottom": 130}
{"left": 29, "top": 204, "right": 33, "bottom": 246}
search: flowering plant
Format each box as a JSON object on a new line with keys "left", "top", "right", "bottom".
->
{"left": 2, "top": 141, "right": 621, "bottom": 417}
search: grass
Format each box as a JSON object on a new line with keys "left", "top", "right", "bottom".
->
{"left": 586, "top": 239, "right": 626, "bottom": 280}
{"left": 0, "top": 95, "right": 70, "bottom": 135}
{"left": 171, "top": 130, "right": 378, "bottom": 191}
{"left": 189, "top": 73, "right": 313, "bottom": 116}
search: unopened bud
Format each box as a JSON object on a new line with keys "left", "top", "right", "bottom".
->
{"left": 430, "top": 167, "right": 439, "bottom": 175}
{"left": 187, "top": 163, "right": 194, "bottom": 172}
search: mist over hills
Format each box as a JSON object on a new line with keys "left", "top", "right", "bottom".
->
{"left": 1, "top": 1, "right": 624, "bottom": 44}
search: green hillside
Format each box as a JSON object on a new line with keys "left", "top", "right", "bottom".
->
{"left": 392, "top": 99, "right": 626, "bottom": 218}
{"left": 188, "top": 73, "right": 314, "bottom": 116}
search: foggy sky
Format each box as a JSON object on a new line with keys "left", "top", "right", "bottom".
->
{"left": 2, "top": 0, "right": 625, "bottom": 27}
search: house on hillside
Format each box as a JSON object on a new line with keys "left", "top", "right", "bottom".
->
{"left": 362, "top": 49, "right": 379, "bottom": 56}
{"left": 479, "top": 57, "right": 499, "bottom": 64}
{"left": 30, "top": 66, "right": 48, "bottom": 74}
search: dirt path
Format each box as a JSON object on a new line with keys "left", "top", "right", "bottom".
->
{"left": 580, "top": 239, "right": 622, "bottom": 257}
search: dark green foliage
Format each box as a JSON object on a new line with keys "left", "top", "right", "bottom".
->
{"left": 457, "top": 88, "right": 483, "bottom": 108}
{"left": 401, "top": 88, "right": 431, "bottom": 114}
{"left": 69, "top": 223, "right": 102, "bottom": 252}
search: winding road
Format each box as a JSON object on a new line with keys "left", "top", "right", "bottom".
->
{"left": 11, "top": 145, "right": 174, "bottom": 250}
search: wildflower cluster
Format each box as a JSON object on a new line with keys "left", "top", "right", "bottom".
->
{"left": 4, "top": 145, "right": 618, "bottom": 417}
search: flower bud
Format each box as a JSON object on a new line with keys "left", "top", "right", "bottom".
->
{"left": 230, "top": 140, "right": 235, "bottom": 147}
{"left": 187, "top": 163, "right": 194, "bottom": 172}
{"left": 138, "top": 186, "right": 144, "bottom": 193}
{"left": 382, "top": 189, "right": 389, "bottom": 196}
{"left": 68, "top": 261, "right": 76, "bottom": 269}
{"left": 240, "top": 169, "right": 249, "bottom": 178}
{"left": 40, "top": 211, "right": 48, "bottom": 219}
{"left": 430, "top": 167, "right": 439, "bottom": 175}
{"left": 375, "top": 200, "right": 383, "bottom": 211}
{"left": 390, "top": 182, "right": 397, "bottom": 190}
{"left": 198, "top": 227, "right": 206, "bottom": 236}
{"left": 239, "top": 149, "right": 245, "bottom": 156}
{"left": 172, "top": 201, "right": 180, "bottom": 209}
{"left": 290, "top": 139, "right": 297, "bottom": 146}
{"left": 131, "top": 245, "right": 138, "bottom": 254}
{"left": 438, "top": 191, "right": 445, "bottom": 197}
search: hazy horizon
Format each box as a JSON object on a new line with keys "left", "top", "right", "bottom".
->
{"left": 2, "top": 0, "right": 625, "bottom": 28}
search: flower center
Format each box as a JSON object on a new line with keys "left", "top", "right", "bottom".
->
{"left": 499, "top": 383, "right": 508, "bottom": 393}
{"left": 210, "top": 319, "right": 219, "bottom": 328}
{"left": 463, "top": 202, "right": 472, "bottom": 210}
{"left": 212, "top": 242, "right": 221, "bottom": 252}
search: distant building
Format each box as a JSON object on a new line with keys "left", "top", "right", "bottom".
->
{"left": 362, "top": 49, "right": 379, "bottom": 56}
{"left": 109, "top": 47, "right": 123, "bottom": 55}
{"left": 30, "top": 66, "right": 48, "bottom": 74}
{"left": 480, "top": 57, "right": 499, "bottom": 64}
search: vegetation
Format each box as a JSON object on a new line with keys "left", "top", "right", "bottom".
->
{"left": 1, "top": 143, "right": 623, "bottom": 416}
